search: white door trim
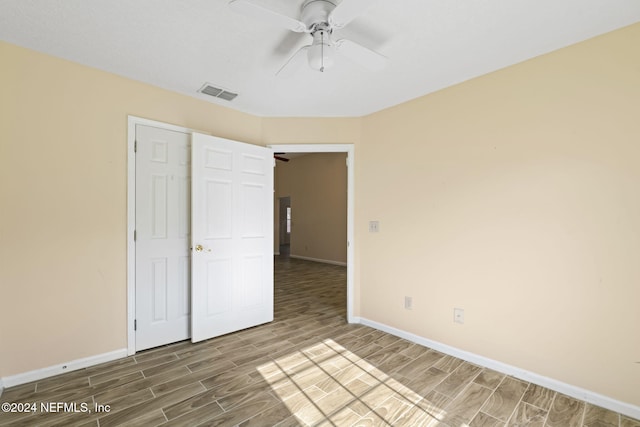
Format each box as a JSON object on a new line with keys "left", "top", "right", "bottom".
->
{"left": 268, "top": 144, "right": 355, "bottom": 323}
{"left": 127, "top": 116, "right": 207, "bottom": 356}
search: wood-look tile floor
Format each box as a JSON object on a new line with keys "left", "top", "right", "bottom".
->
{"left": 1, "top": 257, "right": 638, "bottom": 426}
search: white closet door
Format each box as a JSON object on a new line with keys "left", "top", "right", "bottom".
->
{"left": 135, "top": 125, "right": 191, "bottom": 351}
{"left": 190, "top": 133, "right": 273, "bottom": 343}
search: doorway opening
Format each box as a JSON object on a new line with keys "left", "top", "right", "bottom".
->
{"left": 269, "top": 144, "right": 355, "bottom": 323}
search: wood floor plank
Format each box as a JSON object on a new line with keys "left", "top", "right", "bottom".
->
{"left": 0, "top": 383, "right": 36, "bottom": 401}
{"left": 393, "top": 403, "right": 442, "bottom": 427}
{"left": 278, "top": 385, "right": 327, "bottom": 416}
{"left": 151, "top": 360, "right": 237, "bottom": 396}
{"left": 399, "top": 342, "right": 432, "bottom": 359}
{"left": 471, "top": 411, "right": 505, "bottom": 427}
{"left": 195, "top": 392, "right": 281, "bottom": 427}
{"left": 97, "top": 382, "right": 205, "bottom": 427}
{"left": 441, "top": 382, "right": 494, "bottom": 426}
{"left": 405, "top": 366, "right": 449, "bottom": 396}
{"left": 160, "top": 402, "right": 225, "bottom": 427}
{"left": 434, "top": 361, "right": 482, "bottom": 398}
{"left": 521, "top": 383, "right": 556, "bottom": 411}
{"left": 316, "top": 406, "right": 361, "bottom": 427}
{"left": 133, "top": 340, "right": 193, "bottom": 363}
{"left": 88, "top": 353, "right": 178, "bottom": 385}
{"left": 367, "top": 351, "right": 414, "bottom": 376}
{"left": 480, "top": 376, "right": 529, "bottom": 421}
{"left": 161, "top": 402, "right": 224, "bottom": 427}
{"left": 474, "top": 369, "right": 506, "bottom": 390}
{"left": 432, "top": 354, "right": 465, "bottom": 374}
{"left": 621, "top": 415, "right": 640, "bottom": 427}
{"left": 94, "top": 366, "right": 191, "bottom": 404}
{"left": 142, "top": 351, "right": 228, "bottom": 378}
{"left": 582, "top": 403, "right": 620, "bottom": 427}
{"left": 115, "top": 409, "right": 167, "bottom": 426}
{"left": 162, "top": 390, "right": 225, "bottom": 422}
{"left": 545, "top": 393, "right": 585, "bottom": 427}
{"left": 355, "top": 409, "right": 393, "bottom": 427}
{"left": 215, "top": 380, "right": 275, "bottom": 412}
{"left": 371, "top": 394, "right": 414, "bottom": 425}
{"left": 314, "top": 385, "right": 360, "bottom": 417}
{"left": 419, "top": 389, "right": 452, "bottom": 415}
{"left": 507, "top": 402, "right": 547, "bottom": 427}
{"left": 395, "top": 350, "right": 445, "bottom": 378}
{"left": 238, "top": 401, "right": 295, "bottom": 427}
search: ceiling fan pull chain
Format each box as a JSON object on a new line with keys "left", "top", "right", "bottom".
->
{"left": 320, "top": 31, "right": 325, "bottom": 72}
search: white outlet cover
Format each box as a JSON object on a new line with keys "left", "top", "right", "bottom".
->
{"left": 369, "top": 221, "right": 380, "bottom": 233}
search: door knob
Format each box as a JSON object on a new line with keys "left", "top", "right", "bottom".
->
{"left": 194, "top": 244, "right": 204, "bottom": 252}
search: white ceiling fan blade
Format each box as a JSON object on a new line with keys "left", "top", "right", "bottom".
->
{"left": 277, "top": 45, "right": 310, "bottom": 77}
{"left": 229, "top": 0, "right": 307, "bottom": 32}
{"left": 335, "top": 39, "right": 386, "bottom": 71}
{"left": 328, "top": 0, "right": 378, "bottom": 29}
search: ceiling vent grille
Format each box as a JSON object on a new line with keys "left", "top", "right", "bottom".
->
{"left": 198, "top": 83, "right": 238, "bottom": 101}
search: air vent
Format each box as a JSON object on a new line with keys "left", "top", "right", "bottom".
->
{"left": 198, "top": 83, "right": 238, "bottom": 102}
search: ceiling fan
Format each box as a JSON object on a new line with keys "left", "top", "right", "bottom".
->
{"left": 274, "top": 153, "right": 290, "bottom": 162}
{"left": 229, "top": 0, "right": 387, "bottom": 74}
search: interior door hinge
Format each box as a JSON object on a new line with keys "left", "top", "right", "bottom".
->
{"left": 134, "top": 230, "right": 136, "bottom": 241}
{"left": 346, "top": 156, "right": 349, "bottom": 167}
{"left": 134, "top": 319, "right": 137, "bottom": 331}
{"left": 134, "top": 140, "right": 137, "bottom": 153}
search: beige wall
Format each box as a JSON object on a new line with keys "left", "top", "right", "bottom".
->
{"left": 0, "top": 41, "right": 264, "bottom": 377}
{"left": 2, "top": 21, "right": 640, "bottom": 409}
{"left": 359, "top": 24, "right": 640, "bottom": 406}
{"left": 275, "top": 153, "right": 348, "bottom": 264}
{"left": 262, "top": 117, "right": 361, "bottom": 145}
{"left": 0, "top": 42, "right": 359, "bottom": 381}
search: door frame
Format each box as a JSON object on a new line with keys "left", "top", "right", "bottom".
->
{"left": 269, "top": 144, "right": 355, "bottom": 323}
{"left": 126, "top": 116, "right": 207, "bottom": 355}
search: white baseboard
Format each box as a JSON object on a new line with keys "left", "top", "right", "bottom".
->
{"left": 1, "top": 348, "right": 128, "bottom": 389}
{"left": 289, "top": 254, "right": 347, "bottom": 266}
{"left": 355, "top": 317, "right": 640, "bottom": 421}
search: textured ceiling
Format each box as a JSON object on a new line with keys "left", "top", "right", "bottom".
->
{"left": 1, "top": 0, "right": 639, "bottom": 117}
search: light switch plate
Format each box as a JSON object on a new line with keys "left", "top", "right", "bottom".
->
{"left": 454, "top": 308, "right": 464, "bottom": 324}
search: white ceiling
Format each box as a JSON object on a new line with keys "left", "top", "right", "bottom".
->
{"left": 2, "top": 0, "right": 639, "bottom": 117}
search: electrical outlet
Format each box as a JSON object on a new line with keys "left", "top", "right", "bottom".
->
{"left": 369, "top": 221, "right": 380, "bottom": 233}
{"left": 454, "top": 308, "right": 464, "bottom": 324}
{"left": 404, "top": 296, "right": 413, "bottom": 310}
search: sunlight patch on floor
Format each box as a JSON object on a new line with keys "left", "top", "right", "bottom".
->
{"left": 257, "top": 338, "right": 447, "bottom": 426}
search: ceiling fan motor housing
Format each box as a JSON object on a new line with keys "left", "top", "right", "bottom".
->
{"left": 301, "top": 0, "right": 337, "bottom": 28}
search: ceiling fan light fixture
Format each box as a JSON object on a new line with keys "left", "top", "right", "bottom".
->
{"left": 307, "top": 30, "right": 334, "bottom": 72}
